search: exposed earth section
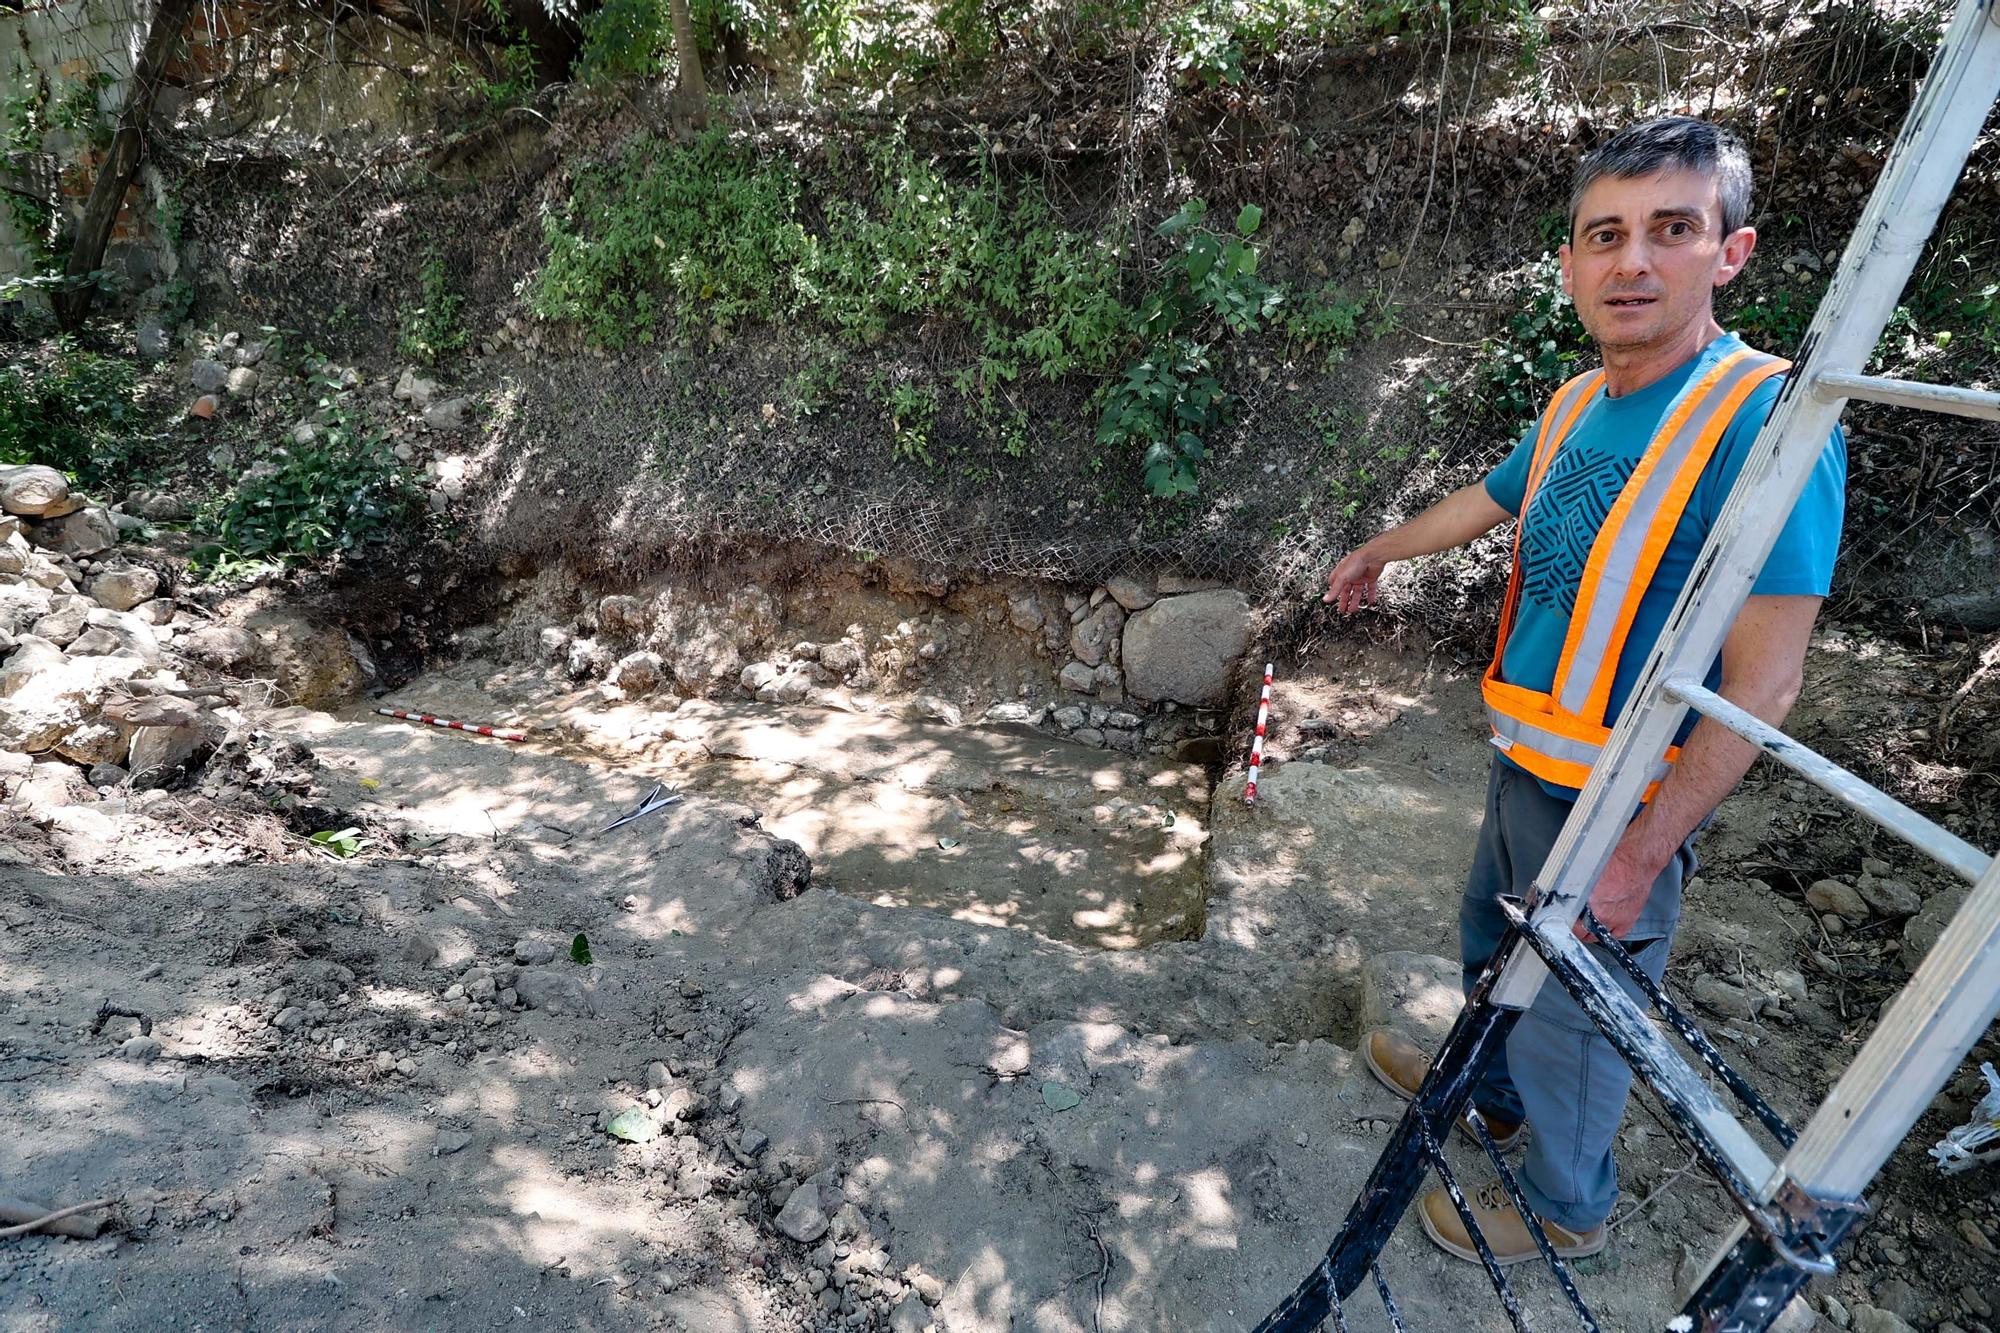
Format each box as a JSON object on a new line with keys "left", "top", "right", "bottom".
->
{"left": 2, "top": 627, "right": 1997, "bottom": 1332}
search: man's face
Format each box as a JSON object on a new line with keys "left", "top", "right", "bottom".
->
{"left": 1559, "top": 166, "right": 1756, "bottom": 352}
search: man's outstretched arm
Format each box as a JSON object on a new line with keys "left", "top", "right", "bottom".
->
{"left": 1580, "top": 593, "right": 1823, "bottom": 938}
{"left": 1324, "top": 481, "right": 1513, "bottom": 614}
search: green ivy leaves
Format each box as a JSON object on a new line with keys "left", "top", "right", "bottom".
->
{"left": 1098, "top": 198, "right": 1277, "bottom": 498}
{"left": 0, "top": 341, "right": 145, "bottom": 486}
{"left": 192, "top": 404, "right": 422, "bottom": 574}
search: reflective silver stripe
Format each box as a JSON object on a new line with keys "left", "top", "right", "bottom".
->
{"left": 1554, "top": 351, "right": 1783, "bottom": 718}
{"left": 1486, "top": 704, "right": 1673, "bottom": 785}
{"left": 1485, "top": 705, "right": 1603, "bottom": 768}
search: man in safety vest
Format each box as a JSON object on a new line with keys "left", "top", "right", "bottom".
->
{"left": 1323, "top": 116, "right": 1845, "bottom": 1265}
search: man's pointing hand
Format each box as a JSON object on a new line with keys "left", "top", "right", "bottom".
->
{"left": 1324, "top": 543, "right": 1387, "bottom": 614}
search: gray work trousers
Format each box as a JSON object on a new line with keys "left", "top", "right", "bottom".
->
{"left": 1461, "top": 757, "right": 1693, "bottom": 1233}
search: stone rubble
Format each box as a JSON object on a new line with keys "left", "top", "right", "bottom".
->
{"left": 500, "top": 566, "right": 1242, "bottom": 758}
{"left": 0, "top": 460, "right": 374, "bottom": 813}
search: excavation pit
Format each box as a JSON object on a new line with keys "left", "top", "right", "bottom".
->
{"left": 342, "top": 667, "right": 1214, "bottom": 951}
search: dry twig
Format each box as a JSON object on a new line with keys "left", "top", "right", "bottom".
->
{"left": 0, "top": 1198, "right": 118, "bottom": 1240}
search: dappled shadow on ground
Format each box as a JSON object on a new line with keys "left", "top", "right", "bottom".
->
{"left": 326, "top": 684, "right": 1216, "bottom": 951}
{"left": 0, "top": 698, "right": 1688, "bottom": 1333}
{"left": 0, "top": 858, "right": 799, "bottom": 1331}
{"left": 667, "top": 702, "right": 1213, "bottom": 950}
{"left": 0, "top": 645, "right": 1700, "bottom": 1331}
{"left": 710, "top": 942, "right": 1694, "bottom": 1332}
{"left": 291, "top": 681, "right": 1490, "bottom": 1048}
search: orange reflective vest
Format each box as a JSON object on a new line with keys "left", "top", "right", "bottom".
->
{"left": 1482, "top": 346, "right": 1790, "bottom": 791}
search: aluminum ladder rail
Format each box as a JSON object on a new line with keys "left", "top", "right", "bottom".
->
{"left": 1254, "top": 1, "right": 2000, "bottom": 1328}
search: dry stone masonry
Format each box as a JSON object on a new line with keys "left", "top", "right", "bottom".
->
{"left": 499, "top": 562, "right": 1256, "bottom": 758}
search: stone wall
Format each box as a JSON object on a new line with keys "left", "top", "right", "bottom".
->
{"left": 491, "top": 555, "right": 1258, "bottom": 760}
{"left": 0, "top": 0, "right": 446, "bottom": 308}
{"left": 0, "top": 0, "right": 151, "bottom": 295}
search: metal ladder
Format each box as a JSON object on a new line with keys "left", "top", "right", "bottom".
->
{"left": 1256, "top": 1, "right": 2000, "bottom": 1328}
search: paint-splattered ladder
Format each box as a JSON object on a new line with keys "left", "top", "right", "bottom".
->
{"left": 1256, "top": 2, "right": 2000, "bottom": 1328}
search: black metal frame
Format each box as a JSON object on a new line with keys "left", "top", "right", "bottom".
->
{"left": 1580, "top": 910, "right": 1795, "bottom": 1148}
{"left": 1254, "top": 905, "right": 1868, "bottom": 1333}
{"left": 1253, "top": 947, "right": 1519, "bottom": 1332}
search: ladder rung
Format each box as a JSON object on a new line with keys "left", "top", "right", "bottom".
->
{"left": 1371, "top": 1263, "right": 1408, "bottom": 1333}
{"left": 1417, "top": 1124, "right": 1533, "bottom": 1333}
{"left": 1465, "top": 1110, "right": 1602, "bottom": 1332}
{"left": 1812, "top": 369, "right": 2000, "bottom": 420}
{"left": 1664, "top": 676, "right": 1992, "bottom": 883}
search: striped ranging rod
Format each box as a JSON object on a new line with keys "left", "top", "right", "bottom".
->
{"left": 375, "top": 707, "right": 529, "bottom": 742}
{"left": 1244, "top": 662, "right": 1273, "bottom": 804}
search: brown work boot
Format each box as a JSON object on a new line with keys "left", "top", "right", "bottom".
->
{"left": 1419, "top": 1181, "right": 1607, "bottom": 1266}
{"left": 1361, "top": 1029, "right": 1525, "bottom": 1152}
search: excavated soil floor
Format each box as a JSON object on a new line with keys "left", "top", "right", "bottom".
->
{"left": 355, "top": 665, "right": 1214, "bottom": 951}
{"left": 1, "top": 636, "right": 1995, "bottom": 1333}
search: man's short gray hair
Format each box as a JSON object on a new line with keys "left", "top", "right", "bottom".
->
{"left": 1570, "top": 116, "right": 1753, "bottom": 237}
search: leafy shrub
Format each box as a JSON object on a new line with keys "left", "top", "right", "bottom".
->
{"left": 156, "top": 277, "right": 195, "bottom": 329}
{"left": 1361, "top": 0, "right": 1537, "bottom": 35}
{"left": 195, "top": 407, "right": 421, "bottom": 571}
{"left": 1096, "top": 338, "right": 1235, "bottom": 498}
{"left": 48, "top": 72, "right": 112, "bottom": 148}
{"left": 532, "top": 131, "right": 803, "bottom": 345}
{"left": 1282, "top": 284, "right": 1370, "bottom": 368}
{"left": 574, "top": 0, "right": 1023, "bottom": 94}
{"left": 2, "top": 77, "right": 42, "bottom": 156}
{"left": 577, "top": 0, "right": 673, "bottom": 80}
{"left": 780, "top": 342, "right": 845, "bottom": 418}
{"left": 491, "top": 0, "right": 1552, "bottom": 108}
{"left": 535, "top": 140, "right": 1392, "bottom": 496}
{"left": 531, "top": 129, "right": 1129, "bottom": 387}
{"left": 795, "top": 0, "right": 982, "bottom": 90}
{"left": 0, "top": 342, "right": 145, "bottom": 486}
{"left": 1097, "top": 199, "right": 1275, "bottom": 498}
{"left": 398, "top": 255, "right": 469, "bottom": 365}
{"left": 1476, "top": 253, "right": 1589, "bottom": 431}
{"left": 801, "top": 141, "right": 1130, "bottom": 376}
{"left": 869, "top": 374, "right": 941, "bottom": 465}
{"left": 3, "top": 77, "right": 59, "bottom": 265}
{"left": 1168, "top": 5, "right": 1251, "bottom": 85}
{"left": 1140, "top": 199, "right": 1281, "bottom": 336}
{"left": 458, "top": 30, "right": 539, "bottom": 110}
{"left": 1729, "top": 264, "right": 2000, "bottom": 369}
{"left": 1153, "top": 0, "right": 1535, "bottom": 85}
{"left": 1726, "top": 280, "right": 1823, "bottom": 356}
{"left": 578, "top": 0, "right": 813, "bottom": 85}
{"left": 1950, "top": 281, "right": 2000, "bottom": 354}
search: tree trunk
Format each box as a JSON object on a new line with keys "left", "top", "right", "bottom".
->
{"left": 53, "top": 0, "right": 197, "bottom": 331}
{"left": 667, "top": 0, "right": 708, "bottom": 125}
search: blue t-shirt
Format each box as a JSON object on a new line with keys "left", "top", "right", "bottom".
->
{"left": 1483, "top": 333, "right": 1847, "bottom": 800}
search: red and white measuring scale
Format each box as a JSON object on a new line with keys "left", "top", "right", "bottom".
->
{"left": 375, "top": 707, "right": 529, "bottom": 742}
{"left": 1244, "top": 662, "right": 1273, "bottom": 804}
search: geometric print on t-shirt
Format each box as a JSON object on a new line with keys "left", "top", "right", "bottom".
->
{"left": 1520, "top": 444, "right": 1637, "bottom": 616}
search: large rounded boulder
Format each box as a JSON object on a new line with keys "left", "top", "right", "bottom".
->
{"left": 1120, "top": 588, "right": 1251, "bottom": 707}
